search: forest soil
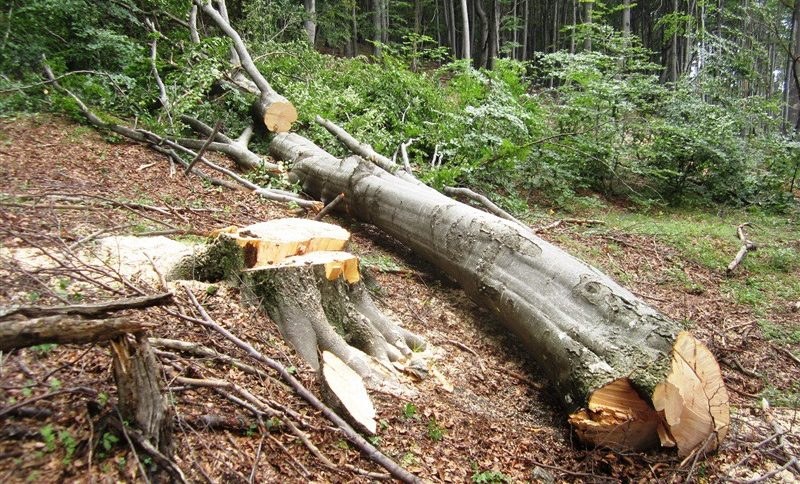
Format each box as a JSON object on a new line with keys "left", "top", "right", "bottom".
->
{"left": 0, "top": 115, "right": 797, "bottom": 483}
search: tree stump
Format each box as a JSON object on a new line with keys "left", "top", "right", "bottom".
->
{"left": 168, "top": 219, "right": 425, "bottom": 383}
{"left": 110, "top": 334, "right": 173, "bottom": 457}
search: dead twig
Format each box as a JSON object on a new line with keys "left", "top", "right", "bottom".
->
{"left": 107, "top": 412, "right": 187, "bottom": 484}
{"left": 0, "top": 387, "right": 96, "bottom": 419}
{"left": 771, "top": 344, "right": 800, "bottom": 367}
{"left": 1, "top": 292, "right": 172, "bottom": 320}
{"left": 534, "top": 218, "right": 606, "bottom": 234}
{"left": 185, "top": 120, "right": 221, "bottom": 174}
{"left": 727, "top": 223, "right": 757, "bottom": 275}
{"left": 313, "top": 192, "right": 345, "bottom": 221}
{"left": 441, "top": 339, "right": 486, "bottom": 375}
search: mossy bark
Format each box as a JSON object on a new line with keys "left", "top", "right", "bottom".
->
{"left": 243, "top": 265, "right": 422, "bottom": 380}
{"left": 167, "top": 235, "right": 244, "bottom": 282}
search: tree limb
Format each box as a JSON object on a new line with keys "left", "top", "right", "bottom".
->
{"left": 0, "top": 316, "right": 156, "bottom": 352}
{"left": 1, "top": 292, "right": 173, "bottom": 320}
{"left": 443, "top": 186, "right": 529, "bottom": 231}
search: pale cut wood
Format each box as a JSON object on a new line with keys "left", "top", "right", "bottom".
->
{"left": 571, "top": 331, "right": 729, "bottom": 456}
{"left": 231, "top": 219, "right": 350, "bottom": 268}
{"left": 568, "top": 378, "right": 660, "bottom": 450}
{"left": 652, "top": 331, "right": 730, "bottom": 456}
{"left": 321, "top": 351, "right": 377, "bottom": 435}
{"left": 257, "top": 97, "right": 299, "bottom": 134}
{"left": 266, "top": 251, "right": 360, "bottom": 283}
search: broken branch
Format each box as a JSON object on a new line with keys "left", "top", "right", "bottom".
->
{"left": 727, "top": 223, "right": 757, "bottom": 275}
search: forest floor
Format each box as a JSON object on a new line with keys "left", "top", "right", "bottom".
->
{"left": 0, "top": 115, "right": 798, "bottom": 483}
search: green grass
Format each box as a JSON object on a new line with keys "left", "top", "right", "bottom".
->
{"left": 565, "top": 206, "right": 800, "bottom": 312}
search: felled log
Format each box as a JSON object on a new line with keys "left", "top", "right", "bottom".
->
{"left": 271, "top": 133, "right": 730, "bottom": 456}
{"left": 168, "top": 219, "right": 424, "bottom": 381}
{"left": 194, "top": 0, "right": 297, "bottom": 133}
{"left": 0, "top": 316, "right": 155, "bottom": 352}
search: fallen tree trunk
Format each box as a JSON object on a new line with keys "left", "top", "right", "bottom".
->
{"left": 271, "top": 133, "right": 730, "bottom": 456}
{"left": 0, "top": 316, "right": 155, "bottom": 351}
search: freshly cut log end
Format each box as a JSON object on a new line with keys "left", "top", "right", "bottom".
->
{"left": 652, "top": 331, "right": 730, "bottom": 456}
{"left": 231, "top": 219, "right": 350, "bottom": 268}
{"left": 255, "top": 97, "right": 298, "bottom": 133}
{"left": 321, "top": 351, "right": 377, "bottom": 435}
{"left": 570, "top": 331, "right": 729, "bottom": 456}
{"left": 568, "top": 378, "right": 660, "bottom": 451}
{"left": 265, "top": 250, "right": 360, "bottom": 283}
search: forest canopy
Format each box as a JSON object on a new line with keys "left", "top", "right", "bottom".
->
{"left": 1, "top": 0, "right": 799, "bottom": 212}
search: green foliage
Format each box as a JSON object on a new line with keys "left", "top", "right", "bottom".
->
{"left": 31, "top": 343, "right": 57, "bottom": 355}
{"left": 426, "top": 417, "right": 444, "bottom": 441}
{"left": 0, "top": 0, "right": 796, "bottom": 213}
{"left": 401, "top": 402, "right": 418, "bottom": 419}
{"left": 472, "top": 469, "right": 512, "bottom": 484}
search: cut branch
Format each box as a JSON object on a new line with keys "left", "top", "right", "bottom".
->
{"left": 185, "top": 120, "right": 221, "bottom": 174}
{"left": 0, "top": 316, "right": 156, "bottom": 352}
{"left": 314, "top": 116, "right": 424, "bottom": 186}
{"left": 193, "top": 0, "right": 297, "bottom": 132}
{"left": 727, "top": 223, "right": 757, "bottom": 275}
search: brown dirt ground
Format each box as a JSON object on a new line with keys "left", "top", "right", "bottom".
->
{"left": 0, "top": 115, "right": 798, "bottom": 483}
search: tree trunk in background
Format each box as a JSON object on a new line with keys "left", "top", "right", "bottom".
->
{"left": 475, "top": 0, "right": 489, "bottom": 68}
{"left": 304, "top": 0, "right": 316, "bottom": 46}
{"left": 583, "top": 0, "right": 593, "bottom": 51}
{"left": 271, "top": 133, "right": 730, "bottom": 457}
{"left": 449, "top": 0, "right": 458, "bottom": 56}
{"left": 487, "top": 0, "right": 498, "bottom": 68}
{"left": 785, "top": 0, "right": 800, "bottom": 133}
{"left": 512, "top": 0, "right": 518, "bottom": 59}
{"left": 351, "top": 2, "right": 358, "bottom": 57}
{"left": 570, "top": 0, "right": 577, "bottom": 53}
{"left": 373, "top": 0, "right": 383, "bottom": 56}
{"left": 522, "top": 0, "right": 530, "bottom": 60}
{"left": 622, "top": 0, "right": 631, "bottom": 47}
{"left": 670, "top": 0, "right": 679, "bottom": 82}
{"left": 382, "top": 0, "right": 389, "bottom": 44}
{"left": 412, "top": 0, "right": 422, "bottom": 70}
{"left": 460, "top": 0, "right": 471, "bottom": 59}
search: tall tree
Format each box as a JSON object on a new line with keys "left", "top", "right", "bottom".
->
{"left": 304, "top": 0, "right": 316, "bottom": 46}
{"left": 460, "top": 0, "right": 471, "bottom": 59}
{"left": 583, "top": 0, "right": 593, "bottom": 51}
{"left": 786, "top": 0, "right": 800, "bottom": 132}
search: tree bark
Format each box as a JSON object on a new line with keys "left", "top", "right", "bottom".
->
{"left": 622, "top": 0, "right": 631, "bottom": 47}
{"left": 0, "top": 316, "right": 155, "bottom": 352}
{"left": 474, "top": 0, "right": 489, "bottom": 68}
{"left": 786, "top": 0, "right": 800, "bottom": 133}
{"left": 271, "top": 133, "right": 730, "bottom": 456}
{"left": 304, "top": 0, "right": 316, "bottom": 46}
{"left": 583, "top": 0, "right": 593, "bottom": 52}
{"left": 373, "top": 0, "right": 383, "bottom": 56}
{"left": 460, "top": 0, "right": 471, "bottom": 60}
{"left": 111, "top": 334, "right": 174, "bottom": 458}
